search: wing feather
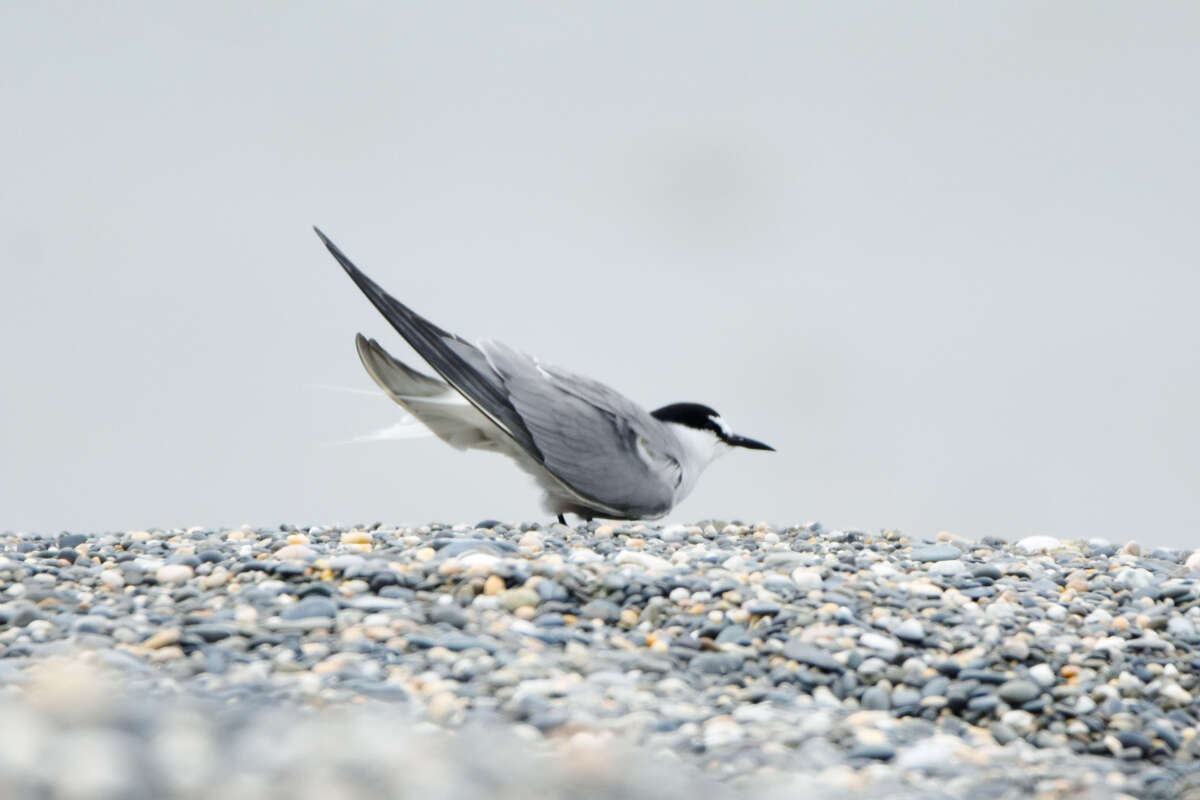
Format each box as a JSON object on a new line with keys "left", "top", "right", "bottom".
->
{"left": 316, "top": 228, "right": 543, "bottom": 461}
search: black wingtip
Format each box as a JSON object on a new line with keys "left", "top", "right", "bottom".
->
{"left": 312, "top": 227, "right": 364, "bottom": 281}
{"left": 313, "top": 226, "right": 336, "bottom": 252}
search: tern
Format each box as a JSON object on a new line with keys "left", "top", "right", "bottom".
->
{"left": 316, "top": 228, "right": 773, "bottom": 523}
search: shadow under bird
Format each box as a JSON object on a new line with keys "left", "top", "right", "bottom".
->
{"left": 316, "top": 228, "right": 773, "bottom": 523}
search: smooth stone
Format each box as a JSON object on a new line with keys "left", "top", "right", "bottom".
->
{"left": 967, "top": 695, "right": 1000, "bottom": 713}
{"left": 991, "top": 721, "right": 1019, "bottom": 745}
{"left": 1000, "top": 639, "right": 1029, "bottom": 661}
{"left": 929, "top": 559, "right": 966, "bottom": 576}
{"left": 997, "top": 679, "right": 1040, "bottom": 705}
{"left": 911, "top": 545, "right": 960, "bottom": 563}
{"left": 783, "top": 640, "right": 843, "bottom": 673}
{"left": 1015, "top": 536, "right": 1060, "bottom": 553}
{"left": 99, "top": 569, "right": 125, "bottom": 589}
{"left": 273, "top": 544, "right": 316, "bottom": 561}
{"left": 849, "top": 744, "right": 895, "bottom": 761}
{"left": 1029, "top": 663, "right": 1056, "bottom": 687}
{"left": 745, "top": 600, "right": 781, "bottom": 616}
{"left": 691, "top": 652, "right": 741, "bottom": 675}
{"left": 861, "top": 686, "right": 891, "bottom": 710}
{"left": 860, "top": 632, "right": 900, "bottom": 660}
{"left": 715, "top": 624, "right": 750, "bottom": 645}
{"left": 972, "top": 564, "right": 1003, "bottom": 580}
{"left": 437, "top": 633, "right": 497, "bottom": 654}
{"left": 958, "top": 669, "right": 1007, "bottom": 684}
{"left": 790, "top": 568, "right": 823, "bottom": 592}
{"left": 499, "top": 587, "right": 541, "bottom": 611}
{"left": 188, "top": 623, "right": 236, "bottom": 642}
{"left": 282, "top": 596, "right": 337, "bottom": 620}
{"left": 429, "top": 603, "right": 468, "bottom": 628}
{"left": 579, "top": 599, "right": 620, "bottom": 623}
{"left": 894, "top": 619, "right": 924, "bottom": 643}
{"left": 155, "top": 564, "right": 194, "bottom": 584}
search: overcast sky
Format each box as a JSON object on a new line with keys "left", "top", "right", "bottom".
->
{"left": 3, "top": 2, "right": 1198, "bottom": 547}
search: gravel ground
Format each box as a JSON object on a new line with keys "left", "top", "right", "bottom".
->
{"left": 3, "top": 520, "right": 1200, "bottom": 799}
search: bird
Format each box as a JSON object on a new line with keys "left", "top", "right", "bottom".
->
{"left": 315, "top": 227, "right": 773, "bottom": 524}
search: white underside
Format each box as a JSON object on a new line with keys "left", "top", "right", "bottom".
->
{"left": 359, "top": 365, "right": 612, "bottom": 516}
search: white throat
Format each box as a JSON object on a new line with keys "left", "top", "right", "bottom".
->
{"left": 663, "top": 422, "right": 731, "bottom": 502}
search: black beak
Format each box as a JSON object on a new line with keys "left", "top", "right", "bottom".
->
{"left": 727, "top": 434, "right": 775, "bottom": 452}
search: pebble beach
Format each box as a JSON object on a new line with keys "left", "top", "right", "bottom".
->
{"left": 3, "top": 520, "right": 1200, "bottom": 799}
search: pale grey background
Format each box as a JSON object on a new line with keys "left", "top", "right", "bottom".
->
{"left": 3, "top": 2, "right": 1197, "bottom": 545}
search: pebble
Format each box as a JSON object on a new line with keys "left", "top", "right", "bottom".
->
{"left": 99, "top": 569, "right": 125, "bottom": 589}
{"left": 790, "top": 568, "right": 822, "bottom": 591}
{"left": 1, "top": 520, "right": 1197, "bottom": 799}
{"left": 894, "top": 619, "right": 924, "bottom": 643}
{"left": 274, "top": 544, "right": 316, "bottom": 561}
{"left": 155, "top": 564, "right": 193, "bottom": 584}
{"left": 1029, "top": 663, "right": 1056, "bottom": 687}
{"left": 1015, "top": 535, "right": 1060, "bottom": 553}
{"left": 783, "top": 640, "right": 841, "bottom": 672}
{"left": 911, "top": 544, "right": 960, "bottom": 563}
{"left": 997, "top": 679, "right": 1040, "bottom": 705}
{"left": 282, "top": 596, "right": 337, "bottom": 620}
{"left": 499, "top": 587, "right": 540, "bottom": 612}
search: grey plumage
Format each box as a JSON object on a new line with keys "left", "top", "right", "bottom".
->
{"left": 317, "top": 227, "right": 772, "bottom": 520}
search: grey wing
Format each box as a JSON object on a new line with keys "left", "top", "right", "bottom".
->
{"left": 316, "top": 228, "right": 544, "bottom": 460}
{"left": 479, "top": 341, "right": 677, "bottom": 518}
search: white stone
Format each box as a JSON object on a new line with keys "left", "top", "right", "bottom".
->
{"left": 1186, "top": 551, "right": 1200, "bottom": 574}
{"left": 273, "top": 544, "right": 315, "bottom": 561}
{"left": 1113, "top": 567, "right": 1154, "bottom": 591}
{"left": 1029, "top": 663, "right": 1056, "bottom": 687}
{"left": 99, "top": 570, "right": 124, "bottom": 589}
{"left": 1016, "top": 535, "right": 1060, "bottom": 553}
{"left": 615, "top": 550, "right": 671, "bottom": 572}
{"left": 860, "top": 632, "right": 901, "bottom": 659}
{"left": 1161, "top": 682, "right": 1192, "bottom": 706}
{"left": 155, "top": 564, "right": 193, "bottom": 584}
{"left": 904, "top": 580, "right": 943, "bottom": 598}
{"left": 985, "top": 601, "right": 1016, "bottom": 620}
{"left": 518, "top": 530, "right": 544, "bottom": 552}
{"left": 1001, "top": 709, "right": 1035, "bottom": 732}
{"left": 568, "top": 549, "right": 603, "bottom": 565}
{"left": 702, "top": 716, "right": 745, "bottom": 748}
{"left": 894, "top": 619, "right": 925, "bottom": 641}
{"left": 1116, "top": 671, "right": 1143, "bottom": 693}
{"left": 457, "top": 552, "right": 503, "bottom": 573}
{"left": 1168, "top": 615, "right": 1197, "bottom": 639}
{"left": 929, "top": 559, "right": 966, "bottom": 576}
{"left": 895, "top": 736, "right": 960, "bottom": 771}
{"left": 790, "top": 568, "right": 823, "bottom": 592}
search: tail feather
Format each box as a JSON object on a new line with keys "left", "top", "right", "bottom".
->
{"left": 352, "top": 333, "right": 502, "bottom": 451}
{"left": 355, "top": 333, "right": 447, "bottom": 400}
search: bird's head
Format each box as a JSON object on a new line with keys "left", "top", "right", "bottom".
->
{"left": 651, "top": 402, "right": 774, "bottom": 467}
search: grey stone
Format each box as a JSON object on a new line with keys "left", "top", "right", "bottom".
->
{"left": 783, "top": 640, "right": 842, "bottom": 673}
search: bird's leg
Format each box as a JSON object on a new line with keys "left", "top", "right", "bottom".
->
{"left": 557, "top": 513, "right": 567, "bottom": 526}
